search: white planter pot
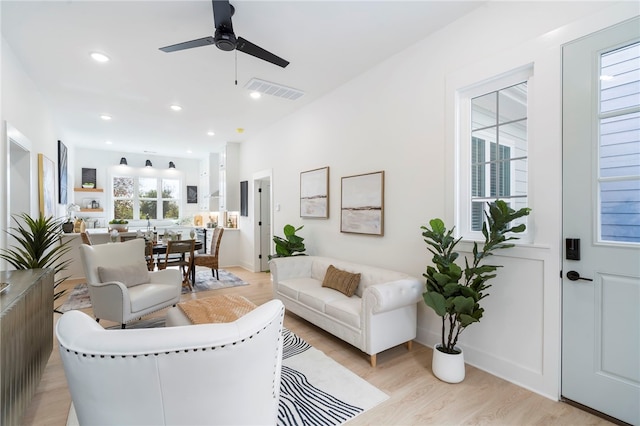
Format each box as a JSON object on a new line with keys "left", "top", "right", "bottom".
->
{"left": 432, "top": 344, "right": 465, "bottom": 383}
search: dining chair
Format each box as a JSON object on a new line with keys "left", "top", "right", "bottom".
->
{"left": 80, "top": 231, "right": 92, "bottom": 245}
{"left": 193, "top": 227, "right": 224, "bottom": 280}
{"left": 158, "top": 239, "right": 195, "bottom": 291}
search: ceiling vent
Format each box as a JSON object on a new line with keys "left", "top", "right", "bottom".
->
{"left": 244, "top": 78, "right": 304, "bottom": 100}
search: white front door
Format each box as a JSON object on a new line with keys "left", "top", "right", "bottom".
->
{"left": 562, "top": 18, "right": 640, "bottom": 425}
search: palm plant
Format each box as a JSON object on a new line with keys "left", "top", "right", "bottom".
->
{"left": 421, "top": 200, "right": 531, "bottom": 354}
{"left": 1, "top": 213, "right": 73, "bottom": 310}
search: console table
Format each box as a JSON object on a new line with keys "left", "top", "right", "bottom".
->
{"left": 0, "top": 269, "right": 54, "bottom": 425}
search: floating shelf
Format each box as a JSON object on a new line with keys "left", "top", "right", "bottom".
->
{"left": 74, "top": 187, "right": 103, "bottom": 192}
{"left": 79, "top": 208, "right": 104, "bottom": 212}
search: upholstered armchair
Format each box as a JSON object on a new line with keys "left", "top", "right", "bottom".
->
{"left": 57, "top": 300, "right": 285, "bottom": 425}
{"left": 79, "top": 238, "right": 181, "bottom": 327}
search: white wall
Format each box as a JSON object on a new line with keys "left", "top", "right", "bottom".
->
{"left": 236, "top": 2, "right": 639, "bottom": 400}
{"left": 1, "top": 37, "right": 62, "bottom": 266}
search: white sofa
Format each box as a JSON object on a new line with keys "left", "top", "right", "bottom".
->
{"left": 57, "top": 300, "right": 285, "bottom": 425}
{"left": 270, "top": 256, "right": 422, "bottom": 366}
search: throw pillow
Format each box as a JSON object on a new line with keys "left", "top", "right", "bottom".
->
{"left": 98, "top": 262, "right": 149, "bottom": 287}
{"left": 322, "top": 265, "right": 361, "bottom": 297}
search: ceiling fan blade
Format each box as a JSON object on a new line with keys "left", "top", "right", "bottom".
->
{"left": 236, "top": 37, "right": 289, "bottom": 68}
{"left": 159, "top": 36, "right": 215, "bottom": 53}
{"left": 212, "top": 0, "right": 233, "bottom": 31}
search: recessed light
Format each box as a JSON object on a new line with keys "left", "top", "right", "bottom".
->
{"left": 187, "top": 150, "right": 193, "bottom": 154}
{"left": 100, "top": 114, "right": 112, "bottom": 120}
{"left": 105, "top": 140, "right": 112, "bottom": 145}
{"left": 207, "top": 131, "right": 215, "bottom": 136}
{"left": 170, "top": 104, "right": 182, "bottom": 111}
{"left": 236, "top": 128, "right": 244, "bottom": 134}
{"left": 250, "top": 91, "right": 261, "bottom": 99}
{"left": 90, "top": 52, "right": 110, "bottom": 63}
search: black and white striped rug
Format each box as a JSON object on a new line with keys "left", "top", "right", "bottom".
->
{"left": 279, "top": 329, "right": 388, "bottom": 425}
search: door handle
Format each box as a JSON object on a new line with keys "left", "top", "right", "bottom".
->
{"left": 566, "top": 270, "right": 593, "bottom": 282}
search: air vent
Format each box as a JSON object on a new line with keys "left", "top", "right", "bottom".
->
{"left": 244, "top": 78, "right": 304, "bottom": 100}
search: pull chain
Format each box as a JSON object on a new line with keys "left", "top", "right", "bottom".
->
{"left": 235, "top": 50, "right": 238, "bottom": 86}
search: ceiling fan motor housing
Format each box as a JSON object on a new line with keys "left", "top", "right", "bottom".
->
{"left": 214, "top": 30, "right": 236, "bottom": 51}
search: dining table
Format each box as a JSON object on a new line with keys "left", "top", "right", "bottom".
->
{"left": 152, "top": 240, "right": 203, "bottom": 284}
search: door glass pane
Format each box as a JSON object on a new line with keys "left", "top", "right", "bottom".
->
{"left": 599, "top": 42, "right": 640, "bottom": 243}
{"left": 499, "top": 83, "right": 527, "bottom": 123}
{"left": 600, "top": 43, "right": 640, "bottom": 113}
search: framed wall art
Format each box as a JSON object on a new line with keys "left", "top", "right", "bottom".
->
{"left": 187, "top": 185, "right": 198, "bottom": 204}
{"left": 58, "top": 140, "right": 68, "bottom": 204}
{"left": 341, "top": 170, "right": 384, "bottom": 235}
{"left": 300, "top": 166, "right": 329, "bottom": 218}
{"left": 38, "top": 153, "right": 56, "bottom": 218}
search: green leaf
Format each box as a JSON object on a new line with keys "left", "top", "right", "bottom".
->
{"left": 452, "top": 296, "right": 474, "bottom": 315}
{"left": 459, "top": 314, "right": 479, "bottom": 327}
{"left": 423, "top": 291, "right": 447, "bottom": 316}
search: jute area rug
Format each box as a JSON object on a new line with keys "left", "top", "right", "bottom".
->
{"left": 57, "top": 268, "right": 248, "bottom": 313}
{"left": 67, "top": 324, "right": 388, "bottom": 426}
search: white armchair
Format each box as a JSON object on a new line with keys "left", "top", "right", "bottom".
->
{"left": 57, "top": 300, "right": 285, "bottom": 425}
{"left": 79, "top": 238, "right": 181, "bottom": 327}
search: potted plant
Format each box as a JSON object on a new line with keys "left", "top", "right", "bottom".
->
{"left": 108, "top": 219, "right": 129, "bottom": 232}
{"left": 268, "top": 224, "right": 306, "bottom": 259}
{"left": 421, "top": 200, "right": 530, "bottom": 383}
{"left": 0, "top": 213, "right": 73, "bottom": 312}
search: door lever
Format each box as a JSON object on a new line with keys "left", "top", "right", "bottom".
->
{"left": 566, "top": 270, "right": 593, "bottom": 282}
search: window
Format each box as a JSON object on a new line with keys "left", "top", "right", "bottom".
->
{"left": 111, "top": 172, "right": 182, "bottom": 220}
{"left": 598, "top": 42, "right": 640, "bottom": 243}
{"left": 458, "top": 66, "right": 532, "bottom": 240}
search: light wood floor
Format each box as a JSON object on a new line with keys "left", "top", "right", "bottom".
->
{"left": 22, "top": 267, "right": 611, "bottom": 426}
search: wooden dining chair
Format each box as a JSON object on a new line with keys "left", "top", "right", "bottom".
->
{"left": 193, "top": 227, "right": 224, "bottom": 280}
{"left": 80, "top": 231, "right": 92, "bottom": 245}
{"left": 158, "top": 239, "right": 195, "bottom": 291}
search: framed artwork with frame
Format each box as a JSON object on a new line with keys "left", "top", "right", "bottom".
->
{"left": 300, "top": 166, "right": 329, "bottom": 218}
{"left": 187, "top": 185, "right": 198, "bottom": 204}
{"left": 38, "top": 153, "right": 56, "bottom": 218}
{"left": 58, "top": 140, "right": 68, "bottom": 204}
{"left": 341, "top": 170, "right": 384, "bottom": 235}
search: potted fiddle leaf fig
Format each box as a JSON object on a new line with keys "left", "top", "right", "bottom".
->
{"left": 0, "top": 213, "right": 73, "bottom": 312}
{"left": 421, "top": 200, "right": 530, "bottom": 383}
{"left": 269, "top": 224, "right": 306, "bottom": 260}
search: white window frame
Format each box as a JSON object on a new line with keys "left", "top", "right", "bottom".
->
{"left": 457, "top": 64, "right": 534, "bottom": 242}
{"left": 107, "top": 165, "right": 184, "bottom": 221}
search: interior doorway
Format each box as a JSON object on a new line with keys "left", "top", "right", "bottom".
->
{"left": 253, "top": 170, "right": 272, "bottom": 272}
{"left": 3, "top": 123, "right": 32, "bottom": 269}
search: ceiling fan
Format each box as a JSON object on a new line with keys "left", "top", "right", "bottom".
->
{"left": 159, "top": 0, "right": 289, "bottom": 68}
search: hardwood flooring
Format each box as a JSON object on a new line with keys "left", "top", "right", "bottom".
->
{"left": 22, "top": 267, "right": 611, "bottom": 425}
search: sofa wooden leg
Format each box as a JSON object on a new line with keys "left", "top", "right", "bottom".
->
{"left": 370, "top": 354, "right": 377, "bottom": 367}
{"left": 406, "top": 340, "right": 413, "bottom": 351}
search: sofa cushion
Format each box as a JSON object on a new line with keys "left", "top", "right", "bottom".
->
{"left": 98, "top": 262, "right": 149, "bottom": 288}
{"left": 277, "top": 277, "right": 319, "bottom": 301}
{"left": 325, "top": 298, "right": 361, "bottom": 328}
{"left": 298, "top": 286, "right": 344, "bottom": 312}
{"left": 322, "top": 265, "right": 361, "bottom": 297}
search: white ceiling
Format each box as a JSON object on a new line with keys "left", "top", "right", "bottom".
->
{"left": 1, "top": 1, "right": 484, "bottom": 159}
